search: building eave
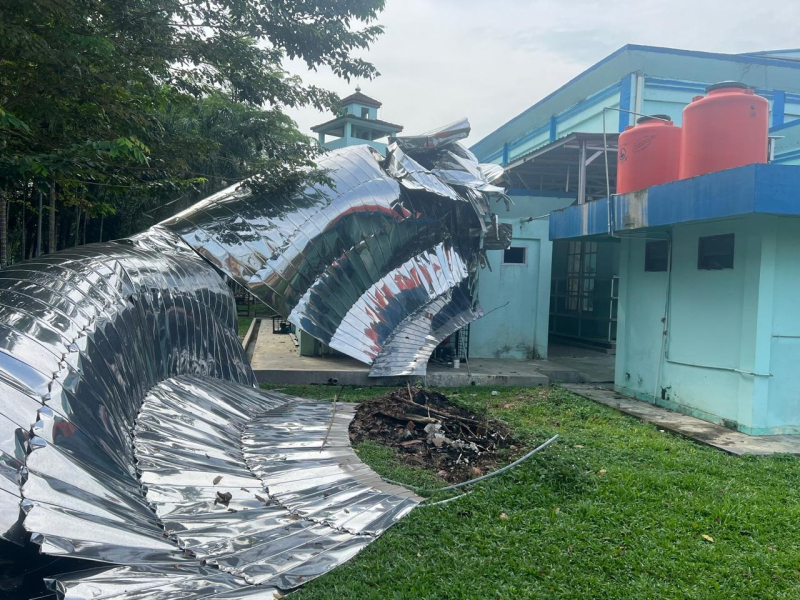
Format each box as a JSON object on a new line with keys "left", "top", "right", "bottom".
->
{"left": 549, "top": 163, "right": 800, "bottom": 240}
{"left": 338, "top": 91, "right": 382, "bottom": 109}
{"left": 311, "top": 114, "right": 403, "bottom": 135}
{"left": 471, "top": 44, "right": 800, "bottom": 161}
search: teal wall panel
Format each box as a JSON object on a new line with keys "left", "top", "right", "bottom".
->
{"left": 616, "top": 215, "right": 800, "bottom": 435}
{"left": 614, "top": 237, "right": 667, "bottom": 399}
{"left": 470, "top": 194, "right": 573, "bottom": 360}
{"left": 766, "top": 218, "right": 800, "bottom": 431}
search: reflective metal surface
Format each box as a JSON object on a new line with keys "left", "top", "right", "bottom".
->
{"left": 0, "top": 120, "right": 508, "bottom": 597}
{"left": 38, "top": 376, "right": 419, "bottom": 597}
{"left": 159, "top": 119, "right": 510, "bottom": 377}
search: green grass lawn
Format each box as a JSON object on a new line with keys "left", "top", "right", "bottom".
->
{"left": 260, "top": 383, "right": 800, "bottom": 599}
{"left": 238, "top": 316, "right": 254, "bottom": 339}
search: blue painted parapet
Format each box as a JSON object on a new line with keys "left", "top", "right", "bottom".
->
{"left": 550, "top": 163, "right": 800, "bottom": 240}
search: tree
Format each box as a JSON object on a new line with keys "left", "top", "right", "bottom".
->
{"left": 0, "top": 0, "right": 385, "bottom": 262}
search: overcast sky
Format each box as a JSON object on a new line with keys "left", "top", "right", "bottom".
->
{"left": 283, "top": 0, "right": 800, "bottom": 146}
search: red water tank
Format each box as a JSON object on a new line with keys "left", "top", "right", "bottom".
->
{"left": 616, "top": 115, "right": 682, "bottom": 195}
{"left": 679, "top": 82, "right": 769, "bottom": 179}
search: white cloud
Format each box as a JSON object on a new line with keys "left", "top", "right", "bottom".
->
{"left": 282, "top": 0, "right": 800, "bottom": 145}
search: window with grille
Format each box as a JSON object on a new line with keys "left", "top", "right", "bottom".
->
{"left": 566, "top": 241, "right": 596, "bottom": 312}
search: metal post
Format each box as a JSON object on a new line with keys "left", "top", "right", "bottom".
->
{"left": 578, "top": 140, "right": 587, "bottom": 205}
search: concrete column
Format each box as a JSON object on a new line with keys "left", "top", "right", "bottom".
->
{"left": 531, "top": 219, "right": 551, "bottom": 360}
{"left": 298, "top": 329, "right": 320, "bottom": 357}
{"left": 737, "top": 216, "right": 776, "bottom": 431}
{"left": 614, "top": 237, "right": 631, "bottom": 389}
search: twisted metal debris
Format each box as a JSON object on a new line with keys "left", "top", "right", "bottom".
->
{"left": 0, "top": 120, "right": 509, "bottom": 597}
{"left": 159, "top": 118, "right": 510, "bottom": 376}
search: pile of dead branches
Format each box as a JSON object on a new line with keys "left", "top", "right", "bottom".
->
{"left": 349, "top": 385, "right": 520, "bottom": 483}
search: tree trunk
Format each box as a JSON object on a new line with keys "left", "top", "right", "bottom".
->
{"left": 73, "top": 205, "right": 81, "bottom": 247}
{"left": 21, "top": 184, "right": 27, "bottom": 260}
{"left": 3, "top": 197, "right": 13, "bottom": 266}
{"left": 83, "top": 214, "right": 88, "bottom": 245}
{"left": 99, "top": 215, "right": 104, "bottom": 243}
{"left": 36, "top": 189, "right": 43, "bottom": 257}
{"left": 48, "top": 182, "right": 56, "bottom": 254}
{"left": 0, "top": 191, "right": 7, "bottom": 268}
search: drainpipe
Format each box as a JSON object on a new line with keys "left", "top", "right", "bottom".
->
{"left": 653, "top": 233, "right": 673, "bottom": 401}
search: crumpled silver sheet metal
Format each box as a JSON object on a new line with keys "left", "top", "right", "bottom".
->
{"left": 42, "top": 375, "right": 419, "bottom": 597}
{"left": 390, "top": 118, "right": 473, "bottom": 151}
{"left": 0, "top": 120, "right": 498, "bottom": 596}
{"left": 46, "top": 565, "right": 265, "bottom": 600}
{"left": 158, "top": 119, "right": 510, "bottom": 377}
{"left": 0, "top": 237, "right": 252, "bottom": 547}
{"left": 313, "top": 241, "right": 478, "bottom": 370}
{"left": 368, "top": 279, "right": 480, "bottom": 377}
{"left": 243, "top": 401, "right": 423, "bottom": 536}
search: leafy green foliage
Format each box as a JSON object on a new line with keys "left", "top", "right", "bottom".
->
{"left": 269, "top": 384, "right": 800, "bottom": 600}
{"left": 0, "top": 0, "right": 385, "bottom": 261}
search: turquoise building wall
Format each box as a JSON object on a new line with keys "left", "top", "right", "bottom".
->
{"left": 323, "top": 99, "right": 385, "bottom": 152}
{"left": 314, "top": 92, "right": 400, "bottom": 156}
{"left": 469, "top": 193, "right": 573, "bottom": 360}
{"left": 766, "top": 218, "right": 800, "bottom": 430}
{"left": 614, "top": 215, "right": 800, "bottom": 435}
{"left": 342, "top": 101, "right": 378, "bottom": 120}
{"left": 323, "top": 135, "right": 388, "bottom": 155}
{"left": 772, "top": 120, "right": 800, "bottom": 165}
{"left": 469, "top": 45, "right": 800, "bottom": 363}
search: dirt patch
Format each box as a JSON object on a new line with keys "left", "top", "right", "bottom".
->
{"left": 349, "top": 386, "right": 520, "bottom": 483}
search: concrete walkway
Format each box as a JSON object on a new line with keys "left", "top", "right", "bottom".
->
{"left": 547, "top": 344, "right": 615, "bottom": 383}
{"left": 563, "top": 383, "right": 800, "bottom": 456}
{"left": 249, "top": 324, "right": 615, "bottom": 387}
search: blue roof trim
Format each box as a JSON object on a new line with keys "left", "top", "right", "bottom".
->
{"left": 742, "top": 48, "right": 800, "bottom": 56}
{"left": 618, "top": 75, "right": 633, "bottom": 132}
{"left": 645, "top": 83, "right": 707, "bottom": 95}
{"left": 556, "top": 81, "right": 621, "bottom": 125}
{"left": 773, "top": 91, "right": 786, "bottom": 127}
{"left": 549, "top": 164, "right": 800, "bottom": 240}
{"left": 471, "top": 44, "right": 800, "bottom": 156}
{"left": 619, "top": 45, "right": 800, "bottom": 69}
{"left": 484, "top": 148, "right": 503, "bottom": 162}
{"left": 511, "top": 122, "right": 550, "bottom": 151}
{"left": 499, "top": 83, "right": 621, "bottom": 163}
{"left": 754, "top": 164, "right": 800, "bottom": 213}
{"left": 644, "top": 77, "right": 706, "bottom": 92}
{"left": 549, "top": 198, "right": 610, "bottom": 240}
{"left": 773, "top": 149, "right": 800, "bottom": 164}
{"left": 770, "top": 118, "right": 800, "bottom": 133}
{"left": 470, "top": 44, "right": 630, "bottom": 153}
{"left": 644, "top": 77, "right": 776, "bottom": 99}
